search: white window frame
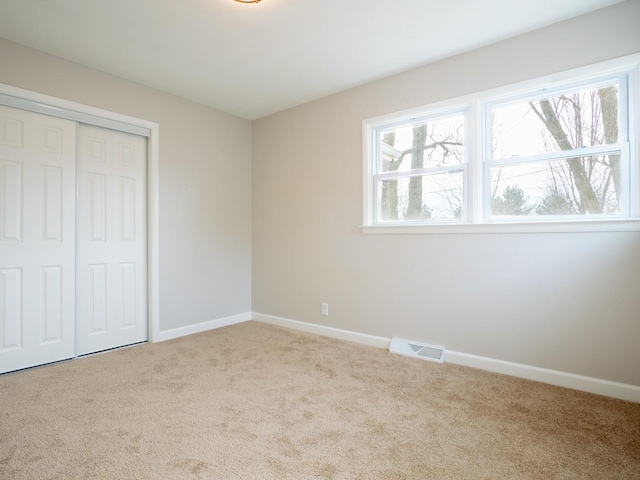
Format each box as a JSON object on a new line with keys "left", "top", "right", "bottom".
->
{"left": 371, "top": 108, "right": 469, "bottom": 225}
{"left": 362, "top": 53, "right": 640, "bottom": 234}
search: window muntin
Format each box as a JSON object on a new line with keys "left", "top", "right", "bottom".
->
{"left": 364, "top": 59, "right": 637, "bottom": 230}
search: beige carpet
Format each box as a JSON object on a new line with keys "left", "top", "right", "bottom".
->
{"left": 0, "top": 321, "right": 638, "bottom": 479}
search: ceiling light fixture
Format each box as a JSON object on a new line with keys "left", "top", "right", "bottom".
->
{"left": 235, "top": 0, "right": 261, "bottom": 3}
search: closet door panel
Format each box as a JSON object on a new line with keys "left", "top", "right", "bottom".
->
{"left": 76, "top": 125, "right": 147, "bottom": 356}
{"left": 0, "top": 105, "right": 76, "bottom": 374}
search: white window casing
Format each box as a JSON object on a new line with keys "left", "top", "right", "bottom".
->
{"left": 362, "top": 53, "right": 640, "bottom": 234}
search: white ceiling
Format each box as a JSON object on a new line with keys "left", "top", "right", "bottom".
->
{"left": 0, "top": 0, "right": 626, "bottom": 120}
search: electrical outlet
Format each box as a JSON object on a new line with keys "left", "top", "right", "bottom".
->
{"left": 321, "top": 303, "right": 329, "bottom": 316}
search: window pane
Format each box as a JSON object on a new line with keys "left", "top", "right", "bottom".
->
{"left": 380, "top": 114, "right": 464, "bottom": 173}
{"left": 379, "top": 171, "right": 464, "bottom": 222}
{"left": 492, "top": 83, "right": 619, "bottom": 159}
{"left": 490, "top": 153, "right": 621, "bottom": 217}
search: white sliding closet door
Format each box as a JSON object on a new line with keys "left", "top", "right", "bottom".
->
{"left": 0, "top": 105, "right": 77, "bottom": 374}
{"left": 76, "top": 124, "right": 147, "bottom": 356}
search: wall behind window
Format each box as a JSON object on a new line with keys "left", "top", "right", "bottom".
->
{"left": 0, "top": 38, "right": 252, "bottom": 332}
{"left": 252, "top": 0, "right": 640, "bottom": 386}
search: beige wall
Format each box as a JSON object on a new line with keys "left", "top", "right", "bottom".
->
{"left": 252, "top": 1, "right": 640, "bottom": 386}
{"left": 0, "top": 38, "right": 252, "bottom": 332}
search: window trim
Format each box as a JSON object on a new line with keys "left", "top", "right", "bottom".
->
{"left": 360, "top": 218, "right": 640, "bottom": 235}
{"left": 362, "top": 53, "right": 640, "bottom": 234}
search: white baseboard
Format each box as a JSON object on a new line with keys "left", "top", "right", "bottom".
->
{"left": 252, "top": 313, "right": 390, "bottom": 349}
{"left": 252, "top": 312, "right": 640, "bottom": 403}
{"left": 154, "top": 312, "right": 252, "bottom": 342}
{"left": 445, "top": 351, "right": 640, "bottom": 403}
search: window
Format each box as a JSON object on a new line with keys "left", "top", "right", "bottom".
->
{"left": 363, "top": 55, "right": 640, "bottom": 233}
{"left": 487, "top": 78, "right": 628, "bottom": 220}
{"left": 376, "top": 112, "right": 466, "bottom": 223}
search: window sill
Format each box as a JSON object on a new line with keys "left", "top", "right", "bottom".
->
{"left": 360, "top": 219, "right": 640, "bottom": 235}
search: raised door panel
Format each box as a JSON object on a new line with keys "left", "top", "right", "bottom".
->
{"left": 0, "top": 268, "right": 22, "bottom": 350}
{"left": 0, "top": 105, "right": 76, "bottom": 374}
{"left": 0, "top": 160, "right": 22, "bottom": 242}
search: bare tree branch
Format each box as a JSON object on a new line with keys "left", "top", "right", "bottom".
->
{"left": 530, "top": 99, "right": 602, "bottom": 214}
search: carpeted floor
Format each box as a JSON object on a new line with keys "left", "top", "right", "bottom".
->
{"left": 0, "top": 321, "right": 638, "bottom": 479}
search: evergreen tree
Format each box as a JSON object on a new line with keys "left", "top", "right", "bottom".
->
{"left": 492, "top": 185, "right": 533, "bottom": 216}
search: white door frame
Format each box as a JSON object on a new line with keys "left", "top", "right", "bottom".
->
{"left": 0, "top": 82, "right": 161, "bottom": 344}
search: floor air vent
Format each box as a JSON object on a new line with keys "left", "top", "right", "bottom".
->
{"left": 389, "top": 338, "right": 445, "bottom": 363}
